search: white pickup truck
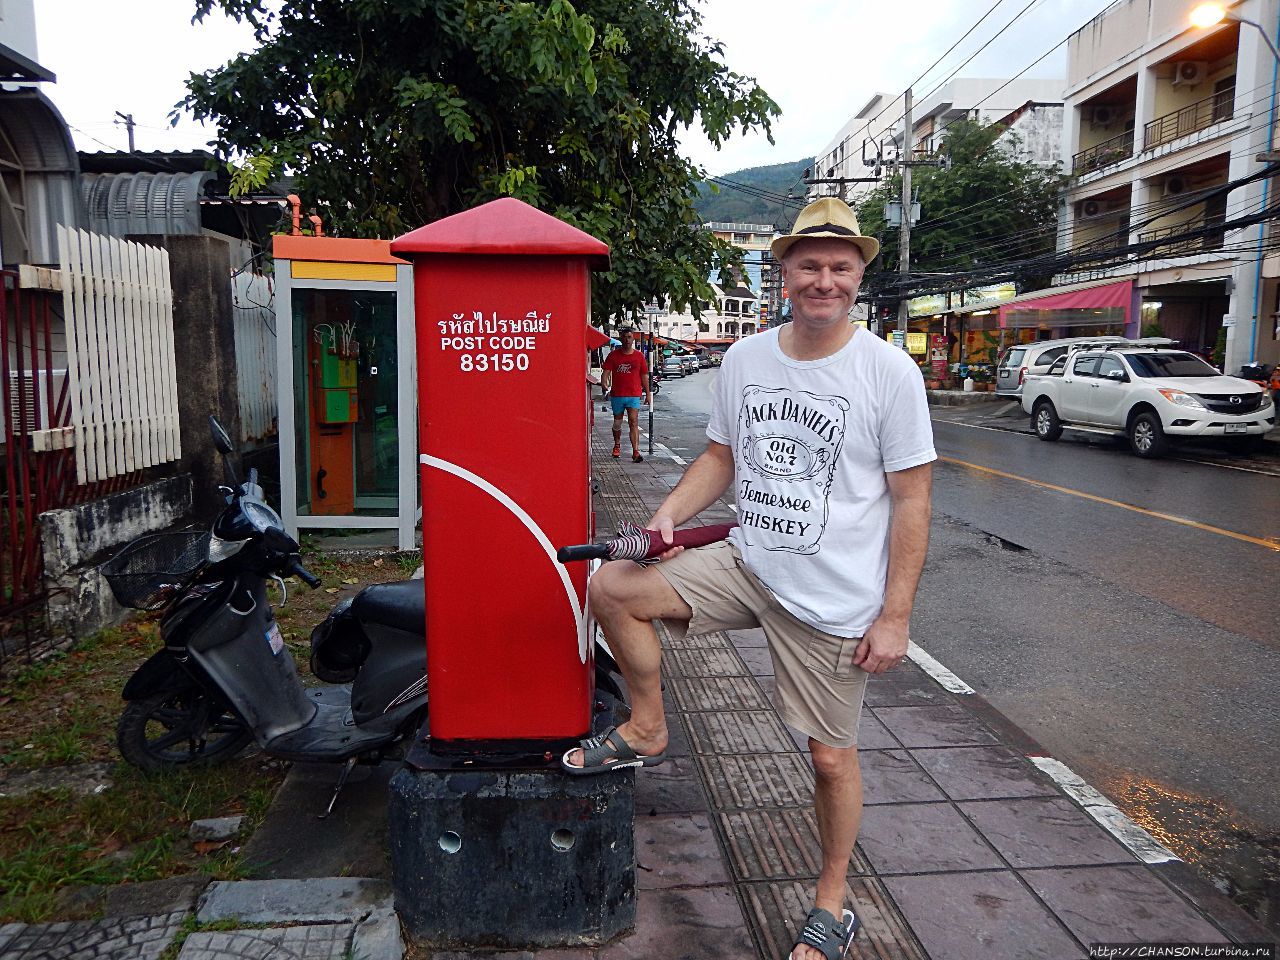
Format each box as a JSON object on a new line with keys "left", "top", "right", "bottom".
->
{"left": 1021, "top": 344, "right": 1275, "bottom": 458}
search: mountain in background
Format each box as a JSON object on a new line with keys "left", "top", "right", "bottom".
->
{"left": 693, "top": 158, "right": 812, "bottom": 228}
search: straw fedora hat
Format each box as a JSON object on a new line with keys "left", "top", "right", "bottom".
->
{"left": 770, "top": 197, "right": 879, "bottom": 264}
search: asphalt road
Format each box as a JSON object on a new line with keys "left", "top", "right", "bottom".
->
{"left": 646, "top": 367, "right": 1280, "bottom": 930}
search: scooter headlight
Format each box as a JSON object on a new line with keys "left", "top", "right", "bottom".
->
{"left": 242, "top": 499, "right": 285, "bottom": 534}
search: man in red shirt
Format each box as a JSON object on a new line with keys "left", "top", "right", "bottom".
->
{"left": 601, "top": 328, "right": 651, "bottom": 462}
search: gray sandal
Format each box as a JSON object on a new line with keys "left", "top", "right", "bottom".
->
{"left": 559, "top": 725, "right": 666, "bottom": 776}
{"left": 790, "top": 907, "right": 859, "bottom": 960}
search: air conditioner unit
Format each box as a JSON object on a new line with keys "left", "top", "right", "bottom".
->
{"left": 1080, "top": 199, "right": 1108, "bottom": 219}
{"left": 1090, "top": 105, "right": 1116, "bottom": 127}
{"left": 1164, "top": 176, "right": 1189, "bottom": 197}
{"left": 1172, "top": 61, "right": 1209, "bottom": 87}
{"left": 5, "top": 369, "right": 67, "bottom": 437}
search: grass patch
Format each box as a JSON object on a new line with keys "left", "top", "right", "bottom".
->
{"left": 0, "top": 762, "right": 278, "bottom": 922}
{"left": 0, "top": 552, "right": 411, "bottom": 923}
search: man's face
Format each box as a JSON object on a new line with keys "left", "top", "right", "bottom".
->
{"left": 781, "top": 238, "right": 866, "bottom": 330}
{"left": 621, "top": 333, "right": 634, "bottom": 349}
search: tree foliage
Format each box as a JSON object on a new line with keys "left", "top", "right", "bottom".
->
{"left": 856, "top": 120, "right": 1066, "bottom": 298}
{"left": 181, "top": 0, "right": 779, "bottom": 323}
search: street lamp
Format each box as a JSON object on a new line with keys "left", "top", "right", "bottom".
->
{"left": 1190, "top": 3, "right": 1280, "bottom": 62}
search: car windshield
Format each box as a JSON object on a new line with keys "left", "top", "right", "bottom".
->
{"left": 1126, "top": 352, "right": 1218, "bottom": 378}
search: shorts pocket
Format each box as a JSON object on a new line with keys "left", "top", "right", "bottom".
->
{"left": 802, "top": 628, "right": 861, "bottom": 681}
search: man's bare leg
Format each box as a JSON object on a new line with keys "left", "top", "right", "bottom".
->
{"left": 627, "top": 407, "right": 642, "bottom": 457}
{"left": 565, "top": 560, "right": 690, "bottom": 767}
{"left": 792, "top": 740, "right": 863, "bottom": 960}
{"left": 611, "top": 414, "right": 624, "bottom": 453}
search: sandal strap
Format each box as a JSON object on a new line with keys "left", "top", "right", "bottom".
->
{"left": 579, "top": 726, "right": 640, "bottom": 768}
{"left": 794, "top": 907, "right": 851, "bottom": 960}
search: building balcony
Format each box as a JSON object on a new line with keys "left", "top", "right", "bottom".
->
{"left": 1073, "top": 129, "right": 1135, "bottom": 176}
{"left": 1143, "top": 87, "right": 1234, "bottom": 151}
{"left": 1138, "top": 214, "right": 1226, "bottom": 257}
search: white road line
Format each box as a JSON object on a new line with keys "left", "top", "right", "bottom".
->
{"left": 1029, "top": 757, "right": 1180, "bottom": 864}
{"left": 651, "top": 442, "right": 686, "bottom": 465}
{"left": 911, "top": 639, "right": 1179, "bottom": 865}
{"left": 932, "top": 417, "right": 1027, "bottom": 436}
{"left": 907, "top": 641, "right": 975, "bottom": 694}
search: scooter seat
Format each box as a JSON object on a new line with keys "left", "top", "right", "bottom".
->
{"left": 350, "top": 580, "right": 425, "bottom": 635}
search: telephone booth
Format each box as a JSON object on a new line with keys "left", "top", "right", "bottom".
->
{"left": 273, "top": 236, "right": 418, "bottom": 550}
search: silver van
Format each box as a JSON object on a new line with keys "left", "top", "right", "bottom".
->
{"left": 995, "top": 336, "right": 1127, "bottom": 398}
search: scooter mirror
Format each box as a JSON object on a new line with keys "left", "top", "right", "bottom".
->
{"left": 209, "top": 416, "right": 235, "bottom": 455}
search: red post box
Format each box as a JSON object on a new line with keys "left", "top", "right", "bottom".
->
{"left": 390, "top": 198, "right": 609, "bottom": 750}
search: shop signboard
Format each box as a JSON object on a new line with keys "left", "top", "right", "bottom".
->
{"left": 930, "top": 334, "right": 948, "bottom": 376}
{"left": 905, "top": 332, "right": 928, "bottom": 354}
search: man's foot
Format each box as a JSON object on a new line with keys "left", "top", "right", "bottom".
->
{"left": 790, "top": 907, "right": 859, "bottom": 960}
{"left": 632, "top": 452, "right": 644, "bottom": 462}
{"left": 561, "top": 721, "right": 667, "bottom": 773}
{"left": 612, "top": 443, "right": 621, "bottom": 458}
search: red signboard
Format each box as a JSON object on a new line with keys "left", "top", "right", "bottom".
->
{"left": 391, "top": 199, "right": 609, "bottom": 746}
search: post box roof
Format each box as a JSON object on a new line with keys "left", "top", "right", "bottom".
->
{"left": 391, "top": 197, "right": 610, "bottom": 270}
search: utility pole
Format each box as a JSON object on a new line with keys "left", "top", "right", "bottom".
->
{"left": 114, "top": 111, "right": 136, "bottom": 152}
{"left": 896, "top": 87, "right": 913, "bottom": 342}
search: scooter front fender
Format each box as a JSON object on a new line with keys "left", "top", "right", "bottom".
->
{"left": 122, "top": 650, "right": 196, "bottom": 701}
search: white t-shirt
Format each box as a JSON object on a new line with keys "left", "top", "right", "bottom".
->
{"left": 707, "top": 326, "right": 936, "bottom": 638}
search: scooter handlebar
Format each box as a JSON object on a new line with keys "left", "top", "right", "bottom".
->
{"left": 283, "top": 556, "right": 321, "bottom": 589}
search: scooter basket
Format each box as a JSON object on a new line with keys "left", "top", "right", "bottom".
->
{"left": 102, "top": 530, "right": 211, "bottom": 610}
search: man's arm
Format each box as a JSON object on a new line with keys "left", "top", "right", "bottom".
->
{"left": 645, "top": 441, "right": 735, "bottom": 552}
{"left": 853, "top": 462, "right": 932, "bottom": 674}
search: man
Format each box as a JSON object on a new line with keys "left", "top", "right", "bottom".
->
{"left": 564, "top": 197, "right": 935, "bottom": 960}
{"left": 601, "top": 328, "right": 651, "bottom": 463}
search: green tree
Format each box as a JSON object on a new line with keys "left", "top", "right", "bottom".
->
{"left": 182, "top": 0, "right": 779, "bottom": 324}
{"left": 856, "top": 120, "right": 1065, "bottom": 299}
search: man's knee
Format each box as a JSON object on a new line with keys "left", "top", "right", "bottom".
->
{"left": 810, "top": 740, "right": 859, "bottom": 783}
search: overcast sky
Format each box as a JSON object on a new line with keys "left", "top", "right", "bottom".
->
{"left": 36, "top": 0, "right": 1119, "bottom": 177}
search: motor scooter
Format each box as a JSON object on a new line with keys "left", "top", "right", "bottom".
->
{"left": 107, "top": 417, "right": 433, "bottom": 814}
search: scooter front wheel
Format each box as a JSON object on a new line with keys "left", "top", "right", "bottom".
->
{"left": 117, "top": 687, "right": 252, "bottom": 773}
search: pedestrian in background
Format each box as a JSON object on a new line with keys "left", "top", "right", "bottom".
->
{"left": 602, "top": 328, "right": 651, "bottom": 463}
{"left": 564, "top": 197, "right": 935, "bottom": 960}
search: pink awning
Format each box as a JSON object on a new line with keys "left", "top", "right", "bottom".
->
{"left": 998, "top": 279, "right": 1135, "bottom": 329}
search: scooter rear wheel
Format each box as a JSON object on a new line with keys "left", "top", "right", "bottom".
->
{"left": 117, "top": 687, "right": 252, "bottom": 773}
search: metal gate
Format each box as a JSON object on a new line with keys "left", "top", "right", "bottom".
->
{"left": 0, "top": 270, "right": 134, "bottom": 673}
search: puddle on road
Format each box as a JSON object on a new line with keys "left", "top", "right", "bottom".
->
{"left": 1100, "top": 772, "right": 1279, "bottom": 932}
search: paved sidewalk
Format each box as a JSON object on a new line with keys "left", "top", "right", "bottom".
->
{"left": 563, "top": 410, "right": 1278, "bottom": 960}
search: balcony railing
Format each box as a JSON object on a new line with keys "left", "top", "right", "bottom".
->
{"left": 1143, "top": 86, "right": 1234, "bottom": 150}
{"left": 1138, "top": 214, "right": 1226, "bottom": 256}
{"left": 1072, "top": 129, "right": 1135, "bottom": 175}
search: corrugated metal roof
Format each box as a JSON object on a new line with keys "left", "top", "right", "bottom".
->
{"left": 81, "top": 171, "right": 216, "bottom": 237}
{"left": 0, "top": 89, "right": 80, "bottom": 265}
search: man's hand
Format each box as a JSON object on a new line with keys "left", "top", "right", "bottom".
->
{"left": 853, "top": 616, "right": 909, "bottom": 674}
{"left": 643, "top": 513, "right": 685, "bottom": 563}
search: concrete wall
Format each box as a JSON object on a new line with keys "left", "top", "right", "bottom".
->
{"left": 40, "top": 475, "right": 193, "bottom": 641}
{"left": 138, "top": 233, "right": 244, "bottom": 516}
{"left": 1001, "top": 105, "right": 1065, "bottom": 164}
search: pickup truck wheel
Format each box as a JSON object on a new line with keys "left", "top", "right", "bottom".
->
{"left": 1033, "top": 401, "right": 1062, "bottom": 441}
{"left": 1128, "top": 411, "right": 1168, "bottom": 458}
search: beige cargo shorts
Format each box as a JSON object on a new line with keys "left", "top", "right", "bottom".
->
{"left": 653, "top": 540, "right": 869, "bottom": 749}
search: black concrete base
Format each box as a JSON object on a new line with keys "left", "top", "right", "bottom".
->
{"left": 388, "top": 763, "right": 635, "bottom": 948}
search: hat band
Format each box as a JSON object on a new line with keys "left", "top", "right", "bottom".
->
{"left": 796, "top": 222, "right": 858, "bottom": 237}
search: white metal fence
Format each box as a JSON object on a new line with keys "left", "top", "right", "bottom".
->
{"left": 232, "top": 271, "right": 278, "bottom": 446}
{"left": 58, "top": 226, "right": 181, "bottom": 484}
